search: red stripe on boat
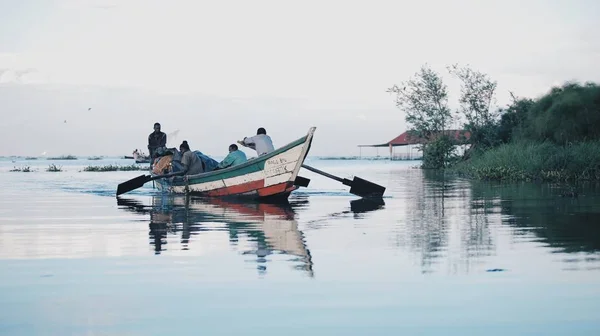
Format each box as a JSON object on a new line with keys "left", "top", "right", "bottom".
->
{"left": 203, "top": 180, "right": 296, "bottom": 198}
{"left": 204, "top": 180, "right": 265, "bottom": 196}
{"left": 257, "top": 182, "right": 289, "bottom": 197}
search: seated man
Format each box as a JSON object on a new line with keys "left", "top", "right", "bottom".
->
{"left": 179, "top": 140, "right": 204, "bottom": 175}
{"left": 238, "top": 127, "right": 274, "bottom": 156}
{"left": 214, "top": 144, "right": 247, "bottom": 170}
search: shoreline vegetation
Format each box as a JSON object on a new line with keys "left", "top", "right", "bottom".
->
{"left": 388, "top": 64, "right": 600, "bottom": 182}
{"left": 9, "top": 166, "right": 33, "bottom": 172}
{"left": 48, "top": 155, "right": 78, "bottom": 160}
{"left": 47, "top": 164, "right": 62, "bottom": 172}
{"left": 82, "top": 165, "right": 149, "bottom": 172}
{"left": 8, "top": 164, "right": 148, "bottom": 172}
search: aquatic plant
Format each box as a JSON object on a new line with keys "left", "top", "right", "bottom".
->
{"left": 9, "top": 166, "right": 33, "bottom": 172}
{"left": 47, "top": 164, "right": 63, "bottom": 172}
{"left": 452, "top": 141, "right": 600, "bottom": 182}
{"left": 83, "top": 164, "right": 149, "bottom": 172}
{"left": 48, "top": 155, "right": 78, "bottom": 160}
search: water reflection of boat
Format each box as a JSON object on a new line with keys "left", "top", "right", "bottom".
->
{"left": 117, "top": 196, "right": 315, "bottom": 277}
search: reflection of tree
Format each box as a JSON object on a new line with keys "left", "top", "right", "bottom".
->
{"left": 400, "top": 170, "right": 451, "bottom": 273}
{"left": 400, "top": 173, "right": 600, "bottom": 273}
{"left": 460, "top": 193, "right": 495, "bottom": 273}
{"left": 470, "top": 182, "right": 600, "bottom": 254}
{"left": 399, "top": 170, "right": 497, "bottom": 274}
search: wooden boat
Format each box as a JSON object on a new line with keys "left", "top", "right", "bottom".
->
{"left": 152, "top": 127, "right": 316, "bottom": 201}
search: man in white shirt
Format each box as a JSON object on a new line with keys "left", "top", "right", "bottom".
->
{"left": 238, "top": 127, "right": 275, "bottom": 156}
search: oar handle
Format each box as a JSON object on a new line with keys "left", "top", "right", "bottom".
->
{"left": 301, "top": 164, "right": 349, "bottom": 185}
{"left": 149, "top": 171, "right": 185, "bottom": 181}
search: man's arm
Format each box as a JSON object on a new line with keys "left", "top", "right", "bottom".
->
{"left": 216, "top": 153, "right": 234, "bottom": 169}
{"left": 160, "top": 133, "right": 167, "bottom": 147}
{"left": 239, "top": 136, "right": 256, "bottom": 150}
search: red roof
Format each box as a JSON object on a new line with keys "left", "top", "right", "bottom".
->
{"left": 359, "top": 130, "right": 471, "bottom": 147}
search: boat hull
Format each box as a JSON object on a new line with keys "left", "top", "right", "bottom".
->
{"left": 153, "top": 127, "right": 315, "bottom": 200}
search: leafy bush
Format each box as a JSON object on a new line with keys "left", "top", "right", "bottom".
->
{"left": 9, "top": 166, "right": 33, "bottom": 172}
{"left": 47, "top": 164, "right": 62, "bottom": 172}
{"left": 453, "top": 141, "right": 600, "bottom": 181}
{"left": 83, "top": 165, "right": 149, "bottom": 172}
{"left": 421, "top": 135, "right": 458, "bottom": 169}
{"left": 518, "top": 82, "right": 600, "bottom": 144}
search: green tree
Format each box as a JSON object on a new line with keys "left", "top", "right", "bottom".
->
{"left": 521, "top": 82, "right": 600, "bottom": 144}
{"left": 448, "top": 64, "right": 499, "bottom": 153}
{"left": 387, "top": 65, "right": 454, "bottom": 168}
{"left": 496, "top": 92, "right": 533, "bottom": 143}
{"left": 387, "top": 65, "right": 453, "bottom": 139}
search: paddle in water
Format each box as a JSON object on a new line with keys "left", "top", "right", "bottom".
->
{"left": 301, "top": 164, "right": 386, "bottom": 199}
{"left": 116, "top": 171, "right": 184, "bottom": 196}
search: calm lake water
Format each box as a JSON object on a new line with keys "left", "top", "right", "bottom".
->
{"left": 1, "top": 157, "right": 600, "bottom": 335}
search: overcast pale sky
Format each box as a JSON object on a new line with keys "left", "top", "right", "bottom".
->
{"left": 1, "top": 0, "right": 599, "bottom": 157}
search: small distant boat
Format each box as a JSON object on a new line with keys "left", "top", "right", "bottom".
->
{"left": 123, "top": 156, "right": 134, "bottom": 159}
{"left": 88, "top": 156, "right": 103, "bottom": 160}
{"left": 153, "top": 127, "right": 316, "bottom": 201}
{"left": 25, "top": 157, "right": 38, "bottom": 160}
{"left": 132, "top": 150, "right": 151, "bottom": 164}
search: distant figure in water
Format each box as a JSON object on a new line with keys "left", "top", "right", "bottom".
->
{"left": 148, "top": 122, "right": 167, "bottom": 159}
{"left": 238, "top": 127, "right": 274, "bottom": 156}
{"left": 179, "top": 141, "right": 204, "bottom": 175}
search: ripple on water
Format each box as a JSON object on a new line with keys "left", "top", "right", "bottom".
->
{"left": 2, "top": 160, "right": 600, "bottom": 334}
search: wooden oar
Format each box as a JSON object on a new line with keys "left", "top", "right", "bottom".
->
{"left": 116, "top": 171, "right": 184, "bottom": 196}
{"left": 301, "top": 164, "right": 386, "bottom": 199}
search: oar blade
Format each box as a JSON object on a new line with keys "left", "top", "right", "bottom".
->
{"left": 116, "top": 175, "right": 151, "bottom": 196}
{"left": 294, "top": 175, "right": 311, "bottom": 187}
{"left": 349, "top": 176, "right": 386, "bottom": 199}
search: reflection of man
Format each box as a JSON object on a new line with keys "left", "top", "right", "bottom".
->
{"left": 149, "top": 215, "right": 169, "bottom": 255}
{"left": 148, "top": 122, "right": 167, "bottom": 158}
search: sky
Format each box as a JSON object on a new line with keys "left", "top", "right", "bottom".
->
{"left": 1, "top": 0, "right": 599, "bottom": 157}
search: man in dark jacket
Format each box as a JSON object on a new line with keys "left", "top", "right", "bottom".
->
{"left": 148, "top": 122, "right": 167, "bottom": 158}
